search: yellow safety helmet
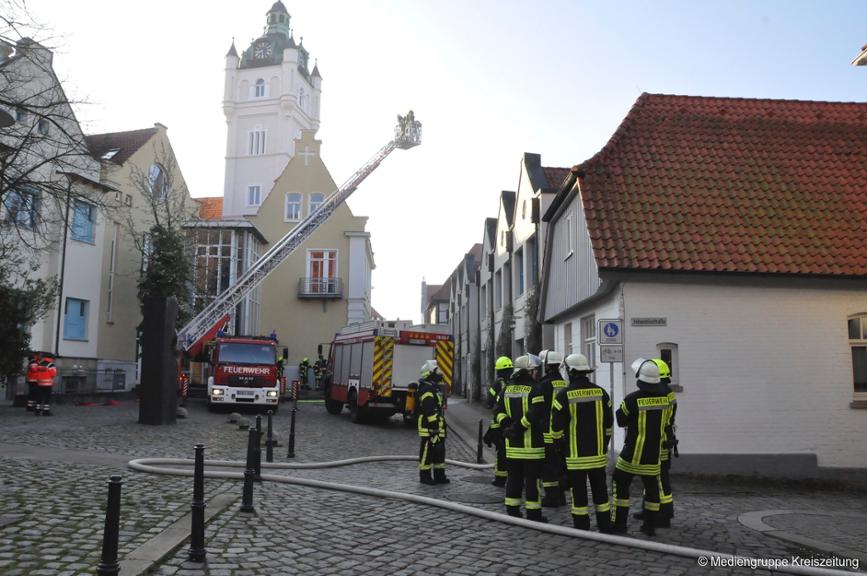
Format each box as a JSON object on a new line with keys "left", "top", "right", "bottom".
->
{"left": 495, "top": 356, "right": 513, "bottom": 370}
{"left": 651, "top": 358, "right": 671, "bottom": 380}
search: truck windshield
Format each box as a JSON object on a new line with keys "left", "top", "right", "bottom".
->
{"left": 218, "top": 343, "right": 275, "bottom": 365}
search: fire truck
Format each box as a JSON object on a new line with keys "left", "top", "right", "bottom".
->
{"left": 206, "top": 335, "right": 286, "bottom": 412}
{"left": 324, "top": 320, "right": 454, "bottom": 423}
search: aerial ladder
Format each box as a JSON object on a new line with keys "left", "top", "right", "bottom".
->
{"left": 177, "top": 112, "right": 422, "bottom": 354}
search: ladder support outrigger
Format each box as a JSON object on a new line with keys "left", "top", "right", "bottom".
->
{"left": 178, "top": 111, "right": 422, "bottom": 353}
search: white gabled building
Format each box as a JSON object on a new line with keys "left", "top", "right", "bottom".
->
{"left": 540, "top": 93, "right": 867, "bottom": 476}
{"left": 447, "top": 244, "right": 482, "bottom": 400}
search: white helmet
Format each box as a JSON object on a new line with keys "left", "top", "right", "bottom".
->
{"left": 631, "top": 357, "right": 660, "bottom": 384}
{"left": 420, "top": 359, "right": 439, "bottom": 380}
{"left": 563, "top": 353, "right": 593, "bottom": 373}
{"left": 539, "top": 350, "right": 563, "bottom": 366}
{"left": 513, "top": 354, "right": 542, "bottom": 375}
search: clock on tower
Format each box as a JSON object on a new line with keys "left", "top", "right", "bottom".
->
{"left": 254, "top": 41, "right": 272, "bottom": 59}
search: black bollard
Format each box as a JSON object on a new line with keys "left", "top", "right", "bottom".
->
{"left": 241, "top": 429, "right": 256, "bottom": 513}
{"left": 477, "top": 419, "right": 484, "bottom": 464}
{"left": 266, "top": 410, "right": 274, "bottom": 463}
{"left": 254, "top": 415, "right": 263, "bottom": 482}
{"left": 188, "top": 444, "right": 206, "bottom": 562}
{"left": 96, "top": 475, "right": 122, "bottom": 576}
{"left": 286, "top": 406, "right": 296, "bottom": 459}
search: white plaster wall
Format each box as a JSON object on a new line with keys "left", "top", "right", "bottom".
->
{"left": 621, "top": 279, "right": 867, "bottom": 469}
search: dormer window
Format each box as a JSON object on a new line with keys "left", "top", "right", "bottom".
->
{"left": 254, "top": 78, "right": 265, "bottom": 98}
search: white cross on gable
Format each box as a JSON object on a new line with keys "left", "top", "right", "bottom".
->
{"left": 299, "top": 145, "right": 316, "bottom": 166}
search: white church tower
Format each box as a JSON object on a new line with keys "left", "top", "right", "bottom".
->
{"left": 221, "top": 1, "right": 323, "bottom": 217}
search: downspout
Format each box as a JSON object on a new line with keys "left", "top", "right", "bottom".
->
{"left": 54, "top": 177, "right": 72, "bottom": 355}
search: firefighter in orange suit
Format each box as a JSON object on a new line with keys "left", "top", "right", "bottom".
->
{"left": 417, "top": 360, "right": 449, "bottom": 485}
{"left": 35, "top": 355, "right": 57, "bottom": 416}
{"left": 25, "top": 353, "right": 40, "bottom": 412}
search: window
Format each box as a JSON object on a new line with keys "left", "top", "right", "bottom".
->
{"left": 527, "top": 236, "right": 538, "bottom": 288}
{"left": 437, "top": 302, "right": 449, "bottom": 324}
{"left": 848, "top": 315, "right": 867, "bottom": 396}
{"left": 14, "top": 108, "right": 26, "bottom": 123}
{"left": 494, "top": 270, "right": 502, "bottom": 310}
{"left": 36, "top": 118, "right": 49, "bottom": 135}
{"left": 309, "top": 193, "right": 324, "bottom": 215}
{"left": 657, "top": 343, "right": 680, "bottom": 391}
{"left": 285, "top": 193, "right": 302, "bottom": 221}
{"left": 581, "top": 315, "right": 595, "bottom": 368}
{"left": 254, "top": 78, "right": 265, "bottom": 98}
{"left": 4, "top": 187, "right": 39, "bottom": 228}
{"left": 306, "top": 249, "right": 338, "bottom": 294}
{"left": 71, "top": 200, "right": 95, "bottom": 243}
{"left": 564, "top": 322, "right": 573, "bottom": 355}
{"left": 514, "top": 247, "right": 524, "bottom": 296}
{"left": 247, "top": 185, "right": 262, "bottom": 206}
{"left": 248, "top": 129, "right": 266, "bottom": 155}
{"left": 147, "top": 163, "right": 169, "bottom": 200}
{"left": 63, "top": 298, "right": 89, "bottom": 341}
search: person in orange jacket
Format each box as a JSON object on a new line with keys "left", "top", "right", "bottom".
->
{"left": 35, "top": 355, "right": 56, "bottom": 416}
{"left": 25, "top": 353, "right": 40, "bottom": 412}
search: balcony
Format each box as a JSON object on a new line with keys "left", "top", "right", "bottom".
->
{"left": 298, "top": 277, "right": 343, "bottom": 299}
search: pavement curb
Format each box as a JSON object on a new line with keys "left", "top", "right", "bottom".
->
{"left": 119, "top": 491, "right": 237, "bottom": 575}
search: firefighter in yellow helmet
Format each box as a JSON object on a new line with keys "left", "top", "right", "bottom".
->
{"left": 483, "top": 356, "right": 512, "bottom": 486}
{"left": 494, "top": 354, "right": 547, "bottom": 521}
{"left": 538, "top": 349, "right": 568, "bottom": 507}
{"left": 551, "top": 353, "right": 613, "bottom": 532}
{"left": 611, "top": 358, "right": 670, "bottom": 536}
{"left": 417, "top": 359, "right": 449, "bottom": 485}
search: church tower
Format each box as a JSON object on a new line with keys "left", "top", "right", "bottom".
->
{"left": 222, "top": 1, "right": 323, "bottom": 217}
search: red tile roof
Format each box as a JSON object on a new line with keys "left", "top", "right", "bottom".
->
{"left": 543, "top": 167, "right": 570, "bottom": 191}
{"left": 195, "top": 197, "right": 223, "bottom": 220}
{"left": 578, "top": 93, "right": 867, "bottom": 277}
{"left": 85, "top": 127, "right": 157, "bottom": 164}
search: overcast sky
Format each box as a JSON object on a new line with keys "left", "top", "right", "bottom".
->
{"left": 25, "top": 0, "right": 867, "bottom": 322}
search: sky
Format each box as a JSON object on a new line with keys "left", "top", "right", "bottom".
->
{"left": 22, "top": 0, "right": 867, "bottom": 322}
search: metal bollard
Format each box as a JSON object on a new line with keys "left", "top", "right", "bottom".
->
{"left": 254, "top": 415, "right": 263, "bottom": 482}
{"left": 241, "top": 429, "right": 256, "bottom": 513}
{"left": 286, "top": 406, "right": 296, "bottom": 459}
{"left": 188, "top": 444, "right": 206, "bottom": 562}
{"left": 96, "top": 475, "right": 122, "bottom": 576}
{"left": 477, "top": 419, "right": 484, "bottom": 464}
{"left": 266, "top": 410, "right": 274, "bottom": 463}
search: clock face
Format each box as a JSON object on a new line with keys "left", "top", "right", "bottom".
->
{"left": 254, "top": 42, "right": 272, "bottom": 59}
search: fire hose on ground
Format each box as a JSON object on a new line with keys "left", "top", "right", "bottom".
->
{"left": 127, "top": 455, "right": 861, "bottom": 576}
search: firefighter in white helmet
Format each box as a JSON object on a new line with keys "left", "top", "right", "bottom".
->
{"left": 538, "top": 349, "right": 568, "bottom": 507}
{"left": 610, "top": 358, "right": 670, "bottom": 536}
{"left": 550, "top": 353, "right": 613, "bottom": 532}
{"left": 416, "top": 359, "right": 449, "bottom": 485}
{"left": 493, "top": 354, "right": 547, "bottom": 521}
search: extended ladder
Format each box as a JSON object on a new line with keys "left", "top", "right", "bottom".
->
{"left": 178, "top": 113, "right": 422, "bottom": 352}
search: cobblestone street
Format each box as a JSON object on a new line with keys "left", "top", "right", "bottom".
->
{"left": 0, "top": 399, "right": 864, "bottom": 575}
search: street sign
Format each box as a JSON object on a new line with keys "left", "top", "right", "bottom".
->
{"left": 598, "top": 319, "right": 623, "bottom": 345}
{"left": 600, "top": 345, "right": 623, "bottom": 363}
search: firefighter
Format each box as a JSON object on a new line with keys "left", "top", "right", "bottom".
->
{"left": 538, "top": 349, "right": 568, "bottom": 507}
{"left": 298, "top": 357, "right": 310, "bottom": 389}
{"left": 611, "top": 358, "right": 670, "bottom": 536}
{"left": 483, "top": 356, "right": 511, "bottom": 487}
{"left": 494, "top": 354, "right": 547, "bottom": 521}
{"left": 25, "top": 353, "right": 40, "bottom": 412}
{"left": 550, "top": 353, "right": 613, "bottom": 532}
{"left": 35, "top": 354, "right": 57, "bottom": 416}
{"left": 417, "top": 359, "right": 449, "bottom": 485}
{"left": 313, "top": 354, "right": 326, "bottom": 391}
{"left": 634, "top": 358, "right": 679, "bottom": 528}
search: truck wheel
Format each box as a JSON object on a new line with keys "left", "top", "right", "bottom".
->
{"left": 325, "top": 397, "right": 343, "bottom": 415}
{"left": 348, "top": 391, "right": 365, "bottom": 424}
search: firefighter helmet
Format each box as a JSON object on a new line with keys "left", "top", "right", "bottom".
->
{"left": 420, "top": 359, "right": 439, "bottom": 380}
{"left": 563, "top": 353, "right": 593, "bottom": 373}
{"left": 632, "top": 358, "right": 660, "bottom": 384}
{"left": 495, "top": 356, "right": 513, "bottom": 370}
{"left": 539, "top": 349, "right": 563, "bottom": 366}
{"left": 651, "top": 358, "right": 671, "bottom": 380}
{"left": 513, "top": 354, "right": 542, "bottom": 376}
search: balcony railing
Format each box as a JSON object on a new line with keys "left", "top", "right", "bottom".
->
{"left": 298, "top": 277, "right": 343, "bottom": 299}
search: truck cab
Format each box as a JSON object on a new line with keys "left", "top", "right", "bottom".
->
{"left": 207, "top": 336, "right": 281, "bottom": 411}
